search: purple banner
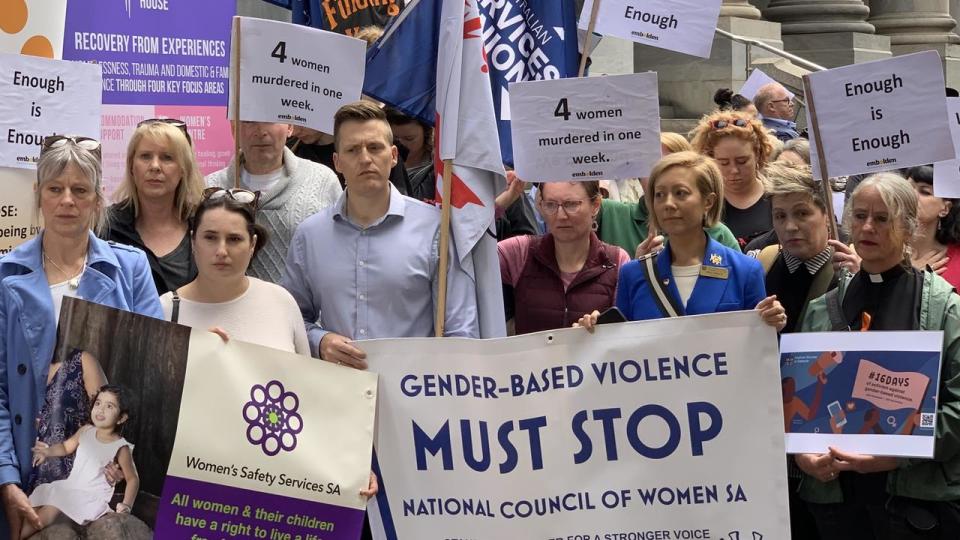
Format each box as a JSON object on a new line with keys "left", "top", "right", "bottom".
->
{"left": 156, "top": 475, "right": 365, "bottom": 539}
{"left": 62, "top": 0, "right": 233, "bottom": 106}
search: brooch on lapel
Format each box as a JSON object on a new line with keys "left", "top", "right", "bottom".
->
{"left": 709, "top": 253, "right": 722, "bottom": 265}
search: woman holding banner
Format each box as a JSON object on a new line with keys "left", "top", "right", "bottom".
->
{"left": 690, "top": 111, "right": 775, "bottom": 251}
{"left": 576, "top": 152, "right": 786, "bottom": 330}
{"left": 905, "top": 165, "right": 960, "bottom": 287}
{"left": 0, "top": 136, "right": 162, "bottom": 537}
{"left": 105, "top": 119, "right": 204, "bottom": 295}
{"left": 796, "top": 173, "right": 960, "bottom": 539}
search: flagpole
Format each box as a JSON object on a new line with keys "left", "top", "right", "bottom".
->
{"left": 435, "top": 159, "right": 455, "bottom": 337}
{"left": 578, "top": 0, "right": 602, "bottom": 77}
{"left": 801, "top": 74, "right": 837, "bottom": 241}
{"left": 231, "top": 16, "right": 242, "bottom": 190}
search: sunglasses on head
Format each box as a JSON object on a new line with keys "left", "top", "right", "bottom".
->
{"left": 202, "top": 187, "right": 260, "bottom": 209}
{"left": 137, "top": 118, "right": 192, "bottom": 146}
{"left": 41, "top": 135, "right": 102, "bottom": 161}
{"left": 711, "top": 118, "right": 749, "bottom": 129}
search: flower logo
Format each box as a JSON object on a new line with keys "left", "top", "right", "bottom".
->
{"left": 242, "top": 380, "right": 302, "bottom": 456}
{"left": 710, "top": 254, "right": 722, "bottom": 265}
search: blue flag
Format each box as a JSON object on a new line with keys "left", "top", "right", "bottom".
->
{"left": 292, "top": 0, "right": 404, "bottom": 36}
{"left": 364, "top": 0, "right": 580, "bottom": 166}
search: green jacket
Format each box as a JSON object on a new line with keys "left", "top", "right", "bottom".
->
{"left": 798, "top": 269, "right": 960, "bottom": 503}
{"left": 597, "top": 199, "right": 740, "bottom": 256}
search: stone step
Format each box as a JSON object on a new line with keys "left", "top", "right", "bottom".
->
{"left": 659, "top": 104, "right": 676, "bottom": 118}
{"left": 661, "top": 118, "right": 700, "bottom": 136}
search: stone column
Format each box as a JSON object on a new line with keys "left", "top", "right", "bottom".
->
{"left": 869, "top": 0, "right": 960, "bottom": 87}
{"left": 721, "top": 0, "right": 763, "bottom": 20}
{"left": 764, "top": 1, "right": 891, "bottom": 67}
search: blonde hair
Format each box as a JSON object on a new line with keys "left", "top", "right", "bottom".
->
{"left": 114, "top": 122, "right": 203, "bottom": 222}
{"left": 689, "top": 110, "right": 774, "bottom": 169}
{"left": 659, "top": 132, "right": 692, "bottom": 154}
{"left": 645, "top": 151, "right": 724, "bottom": 232}
{"left": 355, "top": 25, "right": 384, "bottom": 47}
{"left": 764, "top": 162, "right": 826, "bottom": 212}
{"left": 844, "top": 172, "right": 918, "bottom": 264}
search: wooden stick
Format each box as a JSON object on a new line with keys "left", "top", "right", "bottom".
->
{"left": 578, "top": 0, "right": 602, "bottom": 77}
{"left": 802, "top": 74, "right": 838, "bottom": 240}
{"left": 231, "top": 17, "right": 242, "bottom": 190}
{"left": 435, "top": 159, "right": 455, "bottom": 337}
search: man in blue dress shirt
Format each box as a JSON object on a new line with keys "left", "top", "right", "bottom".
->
{"left": 282, "top": 101, "right": 480, "bottom": 368}
{"left": 754, "top": 82, "right": 800, "bottom": 142}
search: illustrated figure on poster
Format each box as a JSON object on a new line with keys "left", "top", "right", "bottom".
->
{"left": 22, "top": 385, "right": 139, "bottom": 538}
{"left": 27, "top": 348, "right": 106, "bottom": 491}
{"left": 782, "top": 373, "right": 827, "bottom": 433}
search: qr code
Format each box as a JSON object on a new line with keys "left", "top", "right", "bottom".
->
{"left": 920, "top": 413, "right": 935, "bottom": 428}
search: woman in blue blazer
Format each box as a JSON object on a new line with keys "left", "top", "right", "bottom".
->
{"left": 579, "top": 152, "right": 786, "bottom": 329}
{"left": 0, "top": 137, "right": 161, "bottom": 537}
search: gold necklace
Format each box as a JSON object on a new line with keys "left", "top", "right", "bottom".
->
{"left": 43, "top": 252, "right": 86, "bottom": 289}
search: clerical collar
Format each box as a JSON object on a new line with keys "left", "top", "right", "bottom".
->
{"left": 863, "top": 263, "right": 906, "bottom": 284}
{"left": 782, "top": 246, "right": 832, "bottom": 275}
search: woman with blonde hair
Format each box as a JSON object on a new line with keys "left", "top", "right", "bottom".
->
{"left": 690, "top": 110, "right": 776, "bottom": 250}
{"left": 105, "top": 119, "right": 204, "bottom": 294}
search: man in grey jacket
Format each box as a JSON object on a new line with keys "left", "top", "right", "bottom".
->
{"left": 206, "top": 121, "right": 342, "bottom": 282}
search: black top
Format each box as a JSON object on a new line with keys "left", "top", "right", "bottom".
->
{"left": 765, "top": 255, "right": 816, "bottom": 334}
{"left": 842, "top": 264, "right": 922, "bottom": 331}
{"left": 723, "top": 196, "right": 772, "bottom": 252}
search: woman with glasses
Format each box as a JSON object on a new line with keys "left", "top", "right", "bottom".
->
{"left": 105, "top": 119, "right": 204, "bottom": 295}
{"left": 690, "top": 111, "right": 776, "bottom": 251}
{"left": 577, "top": 152, "right": 785, "bottom": 331}
{"left": 160, "top": 188, "right": 309, "bottom": 355}
{"left": 0, "top": 136, "right": 161, "bottom": 535}
{"left": 499, "top": 181, "right": 630, "bottom": 334}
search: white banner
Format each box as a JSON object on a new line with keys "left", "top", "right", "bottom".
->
{"left": 934, "top": 97, "right": 960, "bottom": 198}
{"left": 807, "top": 51, "right": 954, "bottom": 180}
{"left": 578, "top": 0, "right": 723, "bottom": 59}
{"left": 367, "top": 312, "right": 790, "bottom": 539}
{"left": 739, "top": 69, "right": 794, "bottom": 101}
{"left": 230, "top": 16, "right": 366, "bottom": 133}
{"left": 0, "top": 52, "right": 101, "bottom": 169}
{"left": 510, "top": 72, "right": 661, "bottom": 182}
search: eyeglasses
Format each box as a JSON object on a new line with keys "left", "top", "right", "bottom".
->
{"left": 539, "top": 199, "right": 586, "bottom": 215}
{"left": 202, "top": 187, "right": 260, "bottom": 210}
{"left": 711, "top": 118, "right": 749, "bottom": 129}
{"left": 769, "top": 97, "right": 794, "bottom": 105}
{"left": 41, "top": 135, "right": 102, "bottom": 161}
{"left": 137, "top": 118, "right": 192, "bottom": 146}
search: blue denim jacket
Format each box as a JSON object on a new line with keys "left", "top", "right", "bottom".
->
{"left": 0, "top": 232, "right": 161, "bottom": 496}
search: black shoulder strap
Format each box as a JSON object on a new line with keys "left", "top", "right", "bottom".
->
{"left": 639, "top": 254, "right": 684, "bottom": 318}
{"left": 824, "top": 288, "right": 846, "bottom": 331}
{"left": 170, "top": 290, "right": 180, "bottom": 324}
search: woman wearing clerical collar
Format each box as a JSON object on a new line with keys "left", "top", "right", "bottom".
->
{"left": 576, "top": 152, "right": 786, "bottom": 330}
{"left": 796, "top": 172, "right": 960, "bottom": 538}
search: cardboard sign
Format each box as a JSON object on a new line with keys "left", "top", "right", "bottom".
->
{"left": 0, "top": 53, "right": 101, "bottom": 169}
{"left": 578, "top": 0, "right": 723, "bottom": 58}
{"left": 807, "top": 51, "right": 954, "bottom": 180}
{"left": 509, "top": 72, "right": 661, "bottom": 181}
{"left": 739, "top": 69, "right": 794, "bottom": 101}
{"left": 780, "top": 331, "right": 943, "bottom": 458}
{"left": 230, "top": 17, "right": 366, "bottom": 133}
{"left": 934, "top": 97, "right": 960, "bottom": 198}
{"left": 367, "top": 312, "right": 790, "bottom": 539}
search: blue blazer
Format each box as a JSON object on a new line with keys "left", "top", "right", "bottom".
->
{"left": 0, "top": 232, "right": 161, "bottom": 495}
{"left": 616, "top": 236, "right": 766, "bottom": 321}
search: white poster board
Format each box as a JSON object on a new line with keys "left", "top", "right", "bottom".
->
{"left": 934, "top": 97, "right": 960, "bottom": 198}
{"left": 578, "top": 0, "right": 723, "bottom": 58}
{"left": 740, "top": 69, "right": 795, "bottom": 101}
{"left": 230, "top": 17, "right": 366, "bottom": 133}
{"left": 367, "top": 312, "right": 790, "bottom": 539}
{"left": 807, "top": 51, "right": 953, "bottom": 180}
{"left": 0, "top": 52, "right": 101, "bottom": 169}
{"left": 510, "top": 72, "right": 661, "bottom": 181}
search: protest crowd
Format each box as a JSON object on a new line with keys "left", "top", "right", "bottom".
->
{"left": 2, "top": 1, "right": 960, "bottom": 539}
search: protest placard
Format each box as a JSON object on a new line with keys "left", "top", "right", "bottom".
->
{"left": 0, "top": 53, "right": 101, "bottom": 169}
{"left": 739, "top": 68, "right": 794, "bottom": 101}
{"left": 934, "top": 97, "right": 960, "bottom": 198}
{"left": 367, "top": 311, "right": 790, "bottom": 539}
{"left": 578, "top": 0, "right": 723, "bottom": 58}
{"left": 806, "top": 51, "right": 954, "bottom": 180}
{"left": 510, "top": 72, "right": 661, "bottom": 182}
{"left": 230, "top": 17, "right": 366, "bottom": 133}
{"left": 780, "top": 331, "right": 943, "bottom": 457}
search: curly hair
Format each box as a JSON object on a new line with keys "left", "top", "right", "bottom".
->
{"left": 689, "top": 110, "right": 775, "bottom": 169}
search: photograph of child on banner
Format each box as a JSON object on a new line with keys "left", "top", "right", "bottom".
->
{"left": 22, "top": 385, "right": 138, "bottom": 539}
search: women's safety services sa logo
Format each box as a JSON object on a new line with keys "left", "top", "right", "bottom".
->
{"left": 242, "top": 380, "right": 303, "bottom": 456}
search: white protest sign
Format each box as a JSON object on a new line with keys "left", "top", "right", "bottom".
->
{"left": 367, "top": 312, "right": 790, "bottom": 539}
{"left": 578, "top": 0, "right": 723, "bottom": 58}
{"left": 934, "top": 97, "right": 960, "bottom": 198}
{"left": 807, "top": 51, "right": 953, "bottom": 180}
{"left": 230, "top": 17, "right": 366, "bottom": 133}
{"left": 0, "top": 53, "right": 101, "bottom": 169}
{"left": 739, "top": 69, "right": 795, "bottom": 101}
{"left": 510, "top": 72, "right": 661, "bottom": 182}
